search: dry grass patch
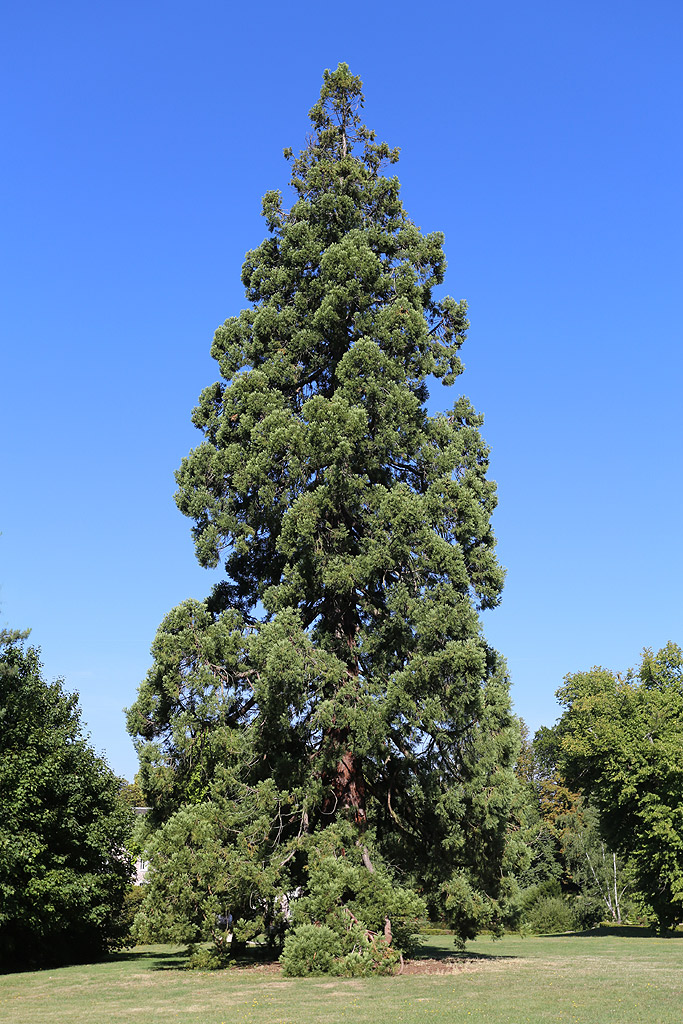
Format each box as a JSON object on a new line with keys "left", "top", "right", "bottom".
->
{"left": 1, "top": 931, "right": 682, "bottom": 1024}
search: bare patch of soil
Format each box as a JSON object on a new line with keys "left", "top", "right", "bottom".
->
{"left": 222, "top": 956, "right": 522, "bottom": 978}
{"left": 400, "top": 957, "right": 467, "bottom": 975}
{"left": 400, "top": 954, "right": 529, "bottom": 976}
{"left": 228, "top": 961, "right": 283, "bottom": 975}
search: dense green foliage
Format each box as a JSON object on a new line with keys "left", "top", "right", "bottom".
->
{"left": 127, "top": 64, "right": 523, "bottom": 959}
{"left": 514, "top": 723, "right": 633, "bottom": 932}
{"left": 131, "top": 781, "right": 285, "bottom": 953}
{"left": 0, "top": 633, "right": 133, "bottom": 967}
{"left": 554, "top": 642, "right": 683, "bottom": 930}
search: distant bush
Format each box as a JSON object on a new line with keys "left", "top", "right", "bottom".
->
{"left": 527, "top": 896, "right": 575, "bottom": 934}
{"left": 571, "top": 895, "right": 604, "bottom": 931}
{"left": 520, "top": 878, "right": 562, "bottom": 914}
{"left": 418, "top": 922, "right": 455, "bottom": 935}
{"left": 118, "top": 886, "right": 147, "bottom": 945}
{"left": 186, "top": 944, "right": 226, "bottom": 971}
{"left": 520, "top": 879, "right": 609, "bottom": 934}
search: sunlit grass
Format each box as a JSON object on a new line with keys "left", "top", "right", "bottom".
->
{"left": 1, "top": 929, "right": 681, "bottom": 1023}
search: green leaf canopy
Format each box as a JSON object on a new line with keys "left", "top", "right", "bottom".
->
{"left": 556, "top": 642, "right": 683, "bottom": 930}
{"left": 1, "top": 635, "right": 133, "bottom": 967}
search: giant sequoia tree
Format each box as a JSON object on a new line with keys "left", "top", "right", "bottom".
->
{"left": 128, "top": 65, "right": 522, "bottom": 960}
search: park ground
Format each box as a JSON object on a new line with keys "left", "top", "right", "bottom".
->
{"left": 1, "top": 929, "right": 681, "bottom": 1024}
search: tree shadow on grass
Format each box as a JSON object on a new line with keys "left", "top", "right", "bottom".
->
{"left": 109, "top": 944, "right": 282, "bottom": 972}
{"left": 107, "top": 948, "right": 189, "bottom": 970}
{"left": 539, "top": 925, "right": 683, "bottom": 939}
{"left": 1, "top": 948, "right": 191, "bottom": 976}
{"left": 415, "top": 939, "right": 515, "bottom": 963}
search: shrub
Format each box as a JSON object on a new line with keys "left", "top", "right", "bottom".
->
{"left": 288, "top": 823, "right": 425, "bottom": 961}
{"left": 186, "top": 944, "right": 226, "bottom": 971}
{"left": 280, "top": 923, "right": 402, "bottom": 977}
{"left": 527, "top": 896, "right": 575, "bottom": 934}
{"left": 280, "top": 924, "right": 342, "bottom": 976}
{"left": 572, "top": 895, "right": 604, "bottom": 930}
{"left": 337, "top": 937, "right": 401, "bottom": 976}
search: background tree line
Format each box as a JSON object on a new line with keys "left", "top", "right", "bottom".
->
{"left": 0, "top": 629, "right": 134, "bottom": 968}
{"left": 2, "top": 624, "right": 682, "bottom": 970}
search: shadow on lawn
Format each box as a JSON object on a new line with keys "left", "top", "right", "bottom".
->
{"left": 540, "top": 926, "right": 683, "bottom": 940}
{"left": 107, "top": 949, "right": 189, "bottom": 970}
{"left": 415, "top": 940, "right": 514, "bottom": 963}
{"left": 109, "top": 944, "right": 282, "bottom": 971}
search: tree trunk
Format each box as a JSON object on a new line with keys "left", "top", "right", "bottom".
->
{"left": 321, "top": 617, "right": 366, "bottom": 823}
{"left": 613, "top": 853, "right": 622, "bottom": 924}
{"left": 322, "top": 726, "right": 367, "bottom": 824}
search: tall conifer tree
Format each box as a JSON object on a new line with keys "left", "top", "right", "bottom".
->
{"left": 128, "top": 64, "right": 523, "bottom": 954}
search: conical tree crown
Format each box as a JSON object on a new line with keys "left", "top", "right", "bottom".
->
{"left": 176, "top": 63, "right": 502, "bottom": 642}
{"left": 130, "top": 66, "right": 522, "bottom": 952}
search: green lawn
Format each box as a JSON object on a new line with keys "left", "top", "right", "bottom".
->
{"left": 1, "top": 930, "right": 681, "bottom": 1024}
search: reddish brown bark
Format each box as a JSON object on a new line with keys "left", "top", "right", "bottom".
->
{"left": 322, "top": 726, "right": 367, "bottom": 824}
{"left": 321, "top": 616, "right": 366, "bottom": 823}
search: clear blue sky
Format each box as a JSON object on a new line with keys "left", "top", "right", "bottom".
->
{"left": 2, "top": 1, "right": 681, "bottom": 780}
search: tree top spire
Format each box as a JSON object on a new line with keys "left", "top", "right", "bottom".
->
{"left": 285, "top": 63, "right": 399, "bottom": 177}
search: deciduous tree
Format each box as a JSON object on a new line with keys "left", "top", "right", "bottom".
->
{"left": 555, "top": 642, "right": 683, "bottom": 930}
{"left": 0, "top": 634, "right": 133, "bottom": 967}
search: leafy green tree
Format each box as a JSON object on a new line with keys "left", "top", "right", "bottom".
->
{"left": 0, "top": 634, "right": 133, "bottom": 967}
{"left": 128, "top": 63, "right": 523, "bottom": 955}
{"left": 515, "top": 722, "right": 633, "bottom": 931}
{"left": 555, "top": 642, "right": 683, "bottom": 930}
{"left": 118, "top": 777, "right": 147, "bottom": 810}
{"left": 559, "top": 800, "right": 632, "bottom": 927}
{"left": 513, "top": 723, "right": 567, "bottom": 927}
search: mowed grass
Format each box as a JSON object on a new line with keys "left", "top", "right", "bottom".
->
{"left": 1, "top": 929, "right": 681, "bottom": 1024}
